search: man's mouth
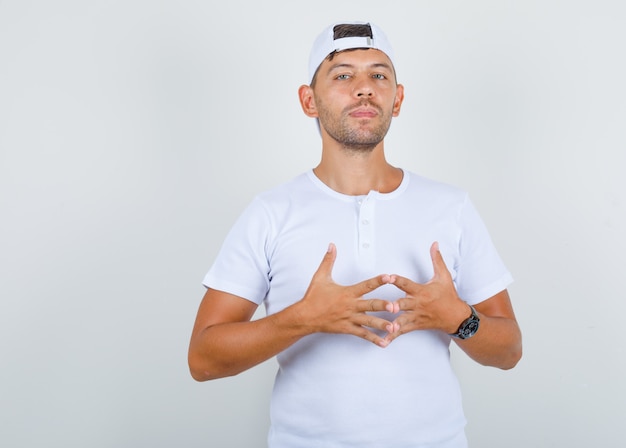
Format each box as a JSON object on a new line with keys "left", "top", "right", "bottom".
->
{"left": 349, "top": 104, "right": 379, "bottom": 118}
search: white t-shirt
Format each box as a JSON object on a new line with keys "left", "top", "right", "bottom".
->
{"left": 204, "top": 170, "right": 513, "bottom": 448}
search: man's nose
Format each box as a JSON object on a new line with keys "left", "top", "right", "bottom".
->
{"left": 354, "top": 78, "right": 374, "bottom": 97}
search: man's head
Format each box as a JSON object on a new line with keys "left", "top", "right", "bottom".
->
{"left": 300, "top": 21, "right": 403, "bottom": 151}
{"left": 308, "top": 22, "right": 396, "bottom": 87}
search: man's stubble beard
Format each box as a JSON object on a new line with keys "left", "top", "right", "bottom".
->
{"left": 316, "top": 99, "right": 392, "bottom": 153}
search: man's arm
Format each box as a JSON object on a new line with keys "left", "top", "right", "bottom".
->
{"left": 189, "top": 287, "right": 313, "bottom": 381}
{"left": 388, "top": 242, "right": 522, "bottom": 370}
{"left": 455, "top": 289, "right": 522, "bottom": 369}
{"left": 188, "top": 244, "right": 399, "bottom": 381}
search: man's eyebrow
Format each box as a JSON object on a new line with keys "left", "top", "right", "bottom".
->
{"left": 327, "top": 62, "right": 394, "bottom": 72}
{"left": 369, "top": 62, "right": 394, "bottom": 71}
{"left": 327, "top": 63, "right": 355, "bottom": 72}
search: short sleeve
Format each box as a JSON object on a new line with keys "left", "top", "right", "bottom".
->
{"left": 454, "top": 196, "right": 513, "bottom": 304}
{"left": 202, "top": 197, "right": 272, "bottom": 305}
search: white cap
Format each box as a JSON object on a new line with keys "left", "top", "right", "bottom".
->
{"left": 308, "top": 21, "right": 395, "bottom": 84}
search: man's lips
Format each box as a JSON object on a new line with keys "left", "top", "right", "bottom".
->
{"left": 349, "top": 106, "right": 378, "bottom": 118}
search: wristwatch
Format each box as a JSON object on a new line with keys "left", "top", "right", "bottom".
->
{"left": 450, "top": 304, "right": 480, "bottom": 339}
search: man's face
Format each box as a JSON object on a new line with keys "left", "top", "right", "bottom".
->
{"left": 311, "top": 49, "right": 403, "bottom": 151}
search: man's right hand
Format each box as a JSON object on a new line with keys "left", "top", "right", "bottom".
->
{"left": 290, "top": 243, "right": 399, "bottom": 347}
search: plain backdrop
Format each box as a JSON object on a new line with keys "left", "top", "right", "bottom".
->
{"left": 1, "top": 1, "right": 625, "bottom": 447}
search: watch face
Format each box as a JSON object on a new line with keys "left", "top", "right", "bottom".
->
{"left": 460, "top": 319, "right": 480, "bottom": 339}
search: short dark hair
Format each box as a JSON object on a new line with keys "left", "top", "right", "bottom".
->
{"left": 333, "top": 23, "right": 373, "bottom": 40}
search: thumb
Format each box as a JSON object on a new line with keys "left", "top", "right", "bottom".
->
{"left": 430, "top": 241, "right": 450, "bottom": 280}
{"left": 314, "top": 243, "right": 337, "bottom": 280}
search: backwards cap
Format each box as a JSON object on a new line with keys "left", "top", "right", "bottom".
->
{"left": 308, "top": 21, "right": 395, "bottom": 84}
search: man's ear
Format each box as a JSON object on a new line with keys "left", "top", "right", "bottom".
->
{"left": 392, "top": 83, "right": 405, "bottom": 117}
{"left": 298, "top": 85, "right": 318, "bottom": 118}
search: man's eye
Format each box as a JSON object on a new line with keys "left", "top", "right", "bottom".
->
{"left": 373, "top": 74, "right": 386, "bottom": 80}
{"left": 337, "top": 74, "right": 351, "bottom": 80}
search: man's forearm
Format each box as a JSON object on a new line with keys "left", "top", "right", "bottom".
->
{"left": 188, "top": 306, "right": 308, "bottom": 381}
{"left": 454, "top": 313, "right": 522, "bottom": 370}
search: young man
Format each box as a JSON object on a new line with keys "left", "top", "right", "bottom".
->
{"left": 189, "top": 21, "right": 522, "bottom": 448}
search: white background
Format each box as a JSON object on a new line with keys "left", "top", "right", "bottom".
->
{"left": 1, "top": 1, "right": 625, "bottom": 447}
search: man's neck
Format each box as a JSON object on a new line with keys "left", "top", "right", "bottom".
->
{"left": 313, "top": 142, "right": 403, "bottom": 196}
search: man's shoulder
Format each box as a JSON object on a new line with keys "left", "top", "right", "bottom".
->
{"left": 247, "top": 171, "right": 321, "bottom": 217}
{"left": 256, "top": 171, "right": 313, "bottom": 201}
{"left": 403, "top": 170, "right": 467, "bottom": 198}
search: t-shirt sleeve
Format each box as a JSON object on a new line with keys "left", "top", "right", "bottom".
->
{"left": 202, "top": 197, "right": 271, "bottom": 305}
{"left": 454, "top": 195, "right": 513, "bottom": 305}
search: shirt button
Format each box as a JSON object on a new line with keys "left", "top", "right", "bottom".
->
{"left": 362, "top": 242, "right": 370, "bottom": 249}
{"left": 361, "top": 219, "right": 369, "bottom": 225}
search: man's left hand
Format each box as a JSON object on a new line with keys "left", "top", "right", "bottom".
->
{"left": 386, "top": 242, "right": 472, "bottom": 339}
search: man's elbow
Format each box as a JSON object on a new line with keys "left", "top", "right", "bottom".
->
{"left": 189, "top": 365, "right": 211, "bottom": 382}
{"left": 188, "top": 350, "right": 219, "bottom": 382}
{"left": 498, "top": 343, "right": 523, "bottom": 370}
{"left": 188, "top": 352, "right": 236, "bottom": 381}
{"left": 188, "top": 356, "right": 210, "bottom": 382}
